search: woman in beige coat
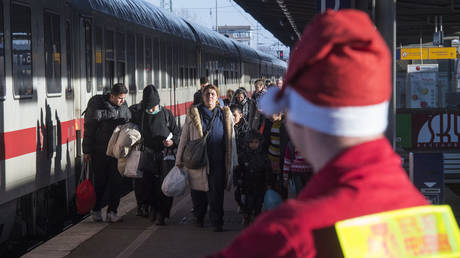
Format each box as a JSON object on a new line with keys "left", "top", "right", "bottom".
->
{"left": 176, "top": 85, "right": 238, "bottom": 232}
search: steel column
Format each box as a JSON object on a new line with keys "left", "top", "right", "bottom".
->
{"left": 375, "top": 0, "right": 397, "bottom": 149}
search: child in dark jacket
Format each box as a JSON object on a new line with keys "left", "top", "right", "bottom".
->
{"left": 230, "top": 104, "right": 249, "bottom": 154}
{"left": 233, "top": 130, "right": 272, "bottom": 226}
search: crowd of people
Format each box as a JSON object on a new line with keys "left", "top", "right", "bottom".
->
{"left": 81, "top": 9, "right": 431, "bottom": 257}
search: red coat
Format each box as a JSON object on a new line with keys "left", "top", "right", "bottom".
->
{"left": 211, "top": 138, "right": 428, "bottom": 257}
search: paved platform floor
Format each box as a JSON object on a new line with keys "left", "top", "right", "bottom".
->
{"left": 23, "top": 190, "right": 243, "bottom": 258}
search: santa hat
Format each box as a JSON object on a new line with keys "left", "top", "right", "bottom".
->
{"left": 260, "top": 9, "right": 391, "bottom": 137}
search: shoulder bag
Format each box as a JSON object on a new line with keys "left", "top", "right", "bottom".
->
{"left": 182, "top": 108, "right": 218, "bottom": 169}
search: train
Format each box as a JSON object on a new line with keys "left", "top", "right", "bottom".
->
{"left": 0, "top": 0, "right": 287, "bottom": 251}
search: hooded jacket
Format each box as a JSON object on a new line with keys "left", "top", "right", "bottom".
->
{"left": 231, "top": 88, "right": 259, "bottom": 130}
{"left": 83, "top": 94, "right": 131, "bottom": 154}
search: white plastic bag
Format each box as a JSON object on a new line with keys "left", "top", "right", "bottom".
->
{"left": 122, "top": 145, "right": 143, "bottom": 178}
{"left": 161, "top": 166, "right": 187, "bottom": 197}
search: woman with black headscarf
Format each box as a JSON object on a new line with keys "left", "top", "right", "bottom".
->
{"left": 130, "top": 85, "right": 180, "bottom": 225}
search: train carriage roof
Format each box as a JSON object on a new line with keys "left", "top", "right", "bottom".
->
{"left": 231, "top": 41, "right": 260, "bottom": 63}
{"left": 73, "top": 0, "right": 195, "bottom": 40}
{"left": 184, "top": 22, "right": 239, "bottom": 56}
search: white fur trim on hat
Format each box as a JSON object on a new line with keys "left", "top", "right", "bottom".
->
{"left": 286, "top": 88, "right": 389, "bottom": 137}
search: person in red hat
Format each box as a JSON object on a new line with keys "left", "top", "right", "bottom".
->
{"left": 209, "top": 9, "right": 428, "bottom": 258}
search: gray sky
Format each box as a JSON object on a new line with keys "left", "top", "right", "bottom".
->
{"left": 144, "top": 0, "right": 290, "bottom": 57}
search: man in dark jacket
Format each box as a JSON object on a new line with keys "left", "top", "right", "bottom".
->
{"left": 130, "top": 85, "right": 180, "bottom": 225}
{"left": 83, "top": 83, "right": 131, "bottom": 223}
{"left": 231, "top": 88, "right": 260, "bottom": 130}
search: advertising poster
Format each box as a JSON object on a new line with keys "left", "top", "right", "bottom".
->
{"left": 407, "top": 64, "right": 439, "bottom": 108}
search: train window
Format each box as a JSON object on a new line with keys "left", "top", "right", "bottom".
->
{"left": 153, "top": 38, "right": 159, "bottom": 88}
{"left": 11, "top": 3, "right": 32, "bottom": 97}
{"left": 95, "top": 26, "right": 103, "bottom": 91}
{"left": 160, "top": 40, "right": 166, "bottom": 89}
{"left": 65, "top": 20, "right": 72, "bottom": 98}
{"left": 84, "top": 20, "right": 92, "bottom": 93}
{"left": 105, "top": 30, "right": 114, "bottom": 90}
{"left": 145, "top": 37, "right": 152, "bottom": 85}
{"left": 136, "top": 34, "right": 144, "bottom": 90}
{"left": 0, "top": 3, "right": 5, "bottom": 99}
{"left": 116, "top": 32, "right": 125, "bottom": 84}
{"left": 44, "top": 11, "right": 62, "bottom": 95}
{"left": 127, "top": 32, "right": 135, "bottom": 92}
{"left": 168, "top": 45, "right": 172, "bottom": 89}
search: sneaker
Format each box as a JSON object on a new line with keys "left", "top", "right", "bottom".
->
{"left": 91, "top": 211, "right": 103, "bottom": 222}
{"left": 106, "top": 211, "right": 123, "bottom": 223}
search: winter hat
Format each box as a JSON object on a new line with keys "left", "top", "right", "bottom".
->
{"left": 259, "top": 10, "right": 391, "bottom": 137}
{"left": 142, "top": 85, "right": 160, "bottom": 109}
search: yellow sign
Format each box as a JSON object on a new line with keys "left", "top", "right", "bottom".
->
{"left": 429, "top": 47, "right": 457, "bottom": 59}
{"left": 96, "top": 51, "right": 102, "bottom": 64}
{"left": 401, "top": 48, "right": 428, "bottom": 60}
{"left": 336, "top": 205, "right": 460, "bottom": 258}
{"left": 401, "top": 47, "right": 457, "bottom": 60}
{"left": 54, "top": 53, "right": 60, "bottom": 63}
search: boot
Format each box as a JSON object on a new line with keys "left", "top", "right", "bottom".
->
{"left": 149, "top": 208, "right": 157, "bottom": 222}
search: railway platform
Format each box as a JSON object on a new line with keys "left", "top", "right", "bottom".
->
{"left": 22, "top": 190, "right": 243, "bottom": 258}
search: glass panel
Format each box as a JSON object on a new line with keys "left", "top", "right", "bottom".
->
{"left": 105, "top": 30, "right": 114, "bottom": 90}
{"left": 65, "top": 20, "right": 72, "bottom": 97}
{"left": 105, "top": 30, "right": 114, "bottom": 60}
{"left": 11, "top": 4, "right": 32, "bottom": 97}
{"left": 116, "top": 32, "right": 125, "bottom": 84}
{"left": 136, "top": 34, "right": 144, "bottom": 90}
{"left": 116, "top": 32, "right": 124, "bottom": 61}
{"left": 161, "top": 40, "right": 166, "bottom": 89}
{"left": 145, "top": 37, "right": 152, "bottom": 85}
{"left": 153, "top": 38, "right": 159, "bottom": 88}
{"left": 84, "top": 20, "right": 92, "bottom": 93}
{"left": 127, "top": 33, "right": 135, "bottom": 91}
{"left": 0, "top": 4, "right": 5, "bottom": 98}
{"left": 168, "top": 45, "right": 172, "bottom": 89}
{"left": 95, "top": 26, "right": 103, "bottom": 91}
{"left": 44, "top": 12, "right": 62, "bottom": 94}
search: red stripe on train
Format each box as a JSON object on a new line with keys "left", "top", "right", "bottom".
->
{"left": 0, "top": 102, "right": 193, "bottom": 160}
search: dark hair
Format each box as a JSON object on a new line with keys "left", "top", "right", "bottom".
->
{"left": 202, "top": 84, "right": 220, "bottom": 97}
{"left": 111, "top": 83, "right": 128, "bottom": 95}
{"left": 254, "top": 79, "right": 264, "bottom": 87}
{"left": 230, "top": 103, "right": 243, "bottom": 114}
{"left": 265, "top": 80, "right": 271, "bottom": 85}
{"left": 200, "top": 77, "right": 209, "bottom": 85}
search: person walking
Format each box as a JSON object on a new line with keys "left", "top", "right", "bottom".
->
{"left": 193, "top": 77, "right": 210, "bottom": 105}
{"left": 176, "top": 85, "right": 237, "bottom": 232}
{"left": 83, "top": 83, "right": 131, "bottom": 222}
{"left": 130, "top": 85, "right": 180, "bottom": 225}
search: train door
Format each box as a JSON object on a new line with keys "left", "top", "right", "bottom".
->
{"left": 77, "top": 17, "right": 94, "bottom": 123}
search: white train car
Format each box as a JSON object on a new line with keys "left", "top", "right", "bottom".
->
{"left": 0, "top": 0, "right": 286, "bottom": 250}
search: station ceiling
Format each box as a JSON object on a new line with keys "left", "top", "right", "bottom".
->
{"left": 234, "top": 0, "right": 460, "bottom": 48}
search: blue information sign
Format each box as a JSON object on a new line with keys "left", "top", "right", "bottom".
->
{"left": 409, "top": 153, "right": 444, "bottom": 204}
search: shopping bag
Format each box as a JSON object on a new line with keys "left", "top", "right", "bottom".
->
{"left": 263, "top": 189, "right": 283, "bottom": 211}
{"left": 76, "top": 161, "right": 96, "bottom": 214}
{"left": 123, "top": 144, "right": 143, "bottom": 178}
{"left": 161, "top": 166, "right": 187, "bottom": 197}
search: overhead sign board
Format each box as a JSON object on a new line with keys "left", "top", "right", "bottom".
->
{"left": 400, "top": 47, "right": 457, "bottom": 60}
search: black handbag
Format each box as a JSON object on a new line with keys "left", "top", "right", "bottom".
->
{"left": 182, "top": 108, "right": 218, "bottom": 169}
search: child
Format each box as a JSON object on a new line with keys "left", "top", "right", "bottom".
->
{"left": 230, "top": 104, "right": 249, "bottom": 153}
{"left": 262, "top": 112, "right": 289, "bottom": 199}
{"left": 233, "top": 130, "right": 272, "bottom": 226}
{"left": 283, "top": 141, "right": 313, "bottom": 197}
